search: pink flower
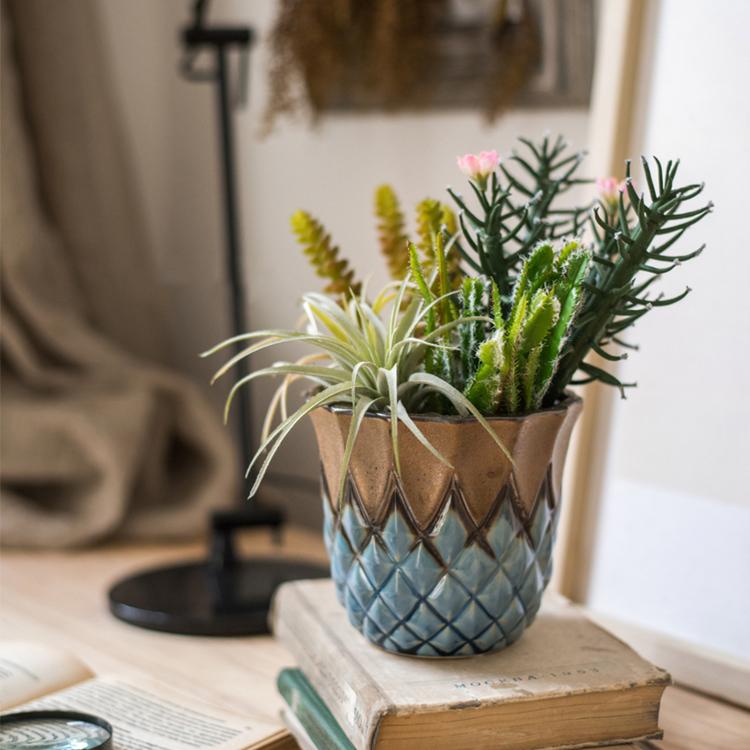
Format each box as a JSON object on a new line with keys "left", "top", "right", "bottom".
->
{"left": 457, "top": 150, "right": 500, "bottom": 187}
{"left": 596, "top": 176, "right": 626, "bottom": 204}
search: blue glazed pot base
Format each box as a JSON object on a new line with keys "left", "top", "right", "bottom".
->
{"left": 322, "top": 469, "right": 558, "bottom": 658}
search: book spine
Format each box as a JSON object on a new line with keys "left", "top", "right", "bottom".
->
{"left": 272, "top": 583, "right": 386, "bottom": 750}
{"left": 277, "top": 668, "right": 356, "bottom": 750}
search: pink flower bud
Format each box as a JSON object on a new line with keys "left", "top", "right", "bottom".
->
{"left": 596, "top": 176, "right": 626, "bottom": 204}
{"left": 457, "top": 150, "right": 500, "bottom": 187}
{"left": 477, "top": 150, "right": 500, "bottom": 174}
{"left": 457, "top": 153, "right": 481, "bottom": 178}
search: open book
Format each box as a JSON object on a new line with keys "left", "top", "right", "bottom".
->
{"left": 0, "top": 642, "right": 295, "bottom": 750}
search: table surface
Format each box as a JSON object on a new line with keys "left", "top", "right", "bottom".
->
{"left": 1, "top": 528, "right": 748, "bottom": 750}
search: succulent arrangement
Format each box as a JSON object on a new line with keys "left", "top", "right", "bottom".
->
{"left": 206, "top": 135, "right": 711, "bottom": 494}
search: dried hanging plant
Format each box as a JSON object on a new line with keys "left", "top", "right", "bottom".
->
{"left": 262, "top": 0, "right": 539, "bottom": 134}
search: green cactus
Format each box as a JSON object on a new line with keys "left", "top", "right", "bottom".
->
{"left": 464, "top": 328, "right": 503, "bottom": 414}
{"left": 458, "top": 276, "right": 486, "bottom": 385}
{"left": 461, "top": 238, "right": 589, "bottom": 415}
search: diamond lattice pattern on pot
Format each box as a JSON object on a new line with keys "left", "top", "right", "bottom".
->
{"left": 323, "top": 471, "right": 558, "bottom": 657}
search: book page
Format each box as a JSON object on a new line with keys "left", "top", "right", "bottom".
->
{"left": 20, "top": 674, "right": 287, "bottom": 750}
{"left": 0, "top": 641, "right": 94, "bottom": 710}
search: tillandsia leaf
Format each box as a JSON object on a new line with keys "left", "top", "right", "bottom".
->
{"left": 247, "top": 381, "right": 355, "bottom": 497}
{"left": 261, "top": 354, "right": 329, "bottom": 442}
{"left": 375, "top": 185, "right": 410, "bottom": 279}
{"left": 223, "top": 362, "right": 350, "bottom": 423}
{"left": 291, "top": 210, "right": 361, "bottom": 296}
{"left": 207, "top": 331, "right": 359, "bottom": 383}
{"left": 548, "top": 157, "right": 711, "bottom": 401}
{"left": 336, "top": 396, "right": 377, "bottom": 508}
{"left": 396, "top": 401, "right": 453, "bottom": 468}
{"left": 208, "top": 272, "right": 499, "bottom": 498}
{"left": 408, "top": 372, "right": 514, "bottom": 465}
{"left": 382, "top": 365, "right": 402, "bottom": 475}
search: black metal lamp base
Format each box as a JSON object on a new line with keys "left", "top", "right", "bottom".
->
{"left": 108, "top": 505, "right": 329, "bottom": 636}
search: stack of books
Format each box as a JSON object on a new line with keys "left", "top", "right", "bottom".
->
{"left": 271, "top": 579, "right": 670, "bottom": 750}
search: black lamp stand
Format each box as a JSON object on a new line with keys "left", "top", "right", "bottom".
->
{"left": 108, "top": 0, "right": 327, "bottom": 636}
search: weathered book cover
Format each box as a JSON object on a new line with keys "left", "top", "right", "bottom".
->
{"left": 278, "top": 667, "right": 649, "bottom": 750}
{"left": 271, "top": 579, "right": 670, "bottom": 750}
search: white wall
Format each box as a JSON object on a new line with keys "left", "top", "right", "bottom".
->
{"left": 99, "top": 0, "right": 590, "bottom": 525}
{"left": 587, "top": 0, "right": 750, "bottom": 662}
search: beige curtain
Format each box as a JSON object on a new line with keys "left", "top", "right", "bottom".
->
{"left": 1, "top": 1, "right": 238, "bottom": 547}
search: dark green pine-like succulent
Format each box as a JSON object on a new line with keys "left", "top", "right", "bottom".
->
{"left": 547, "top": 158, "right": 712, "bottom": 402}
{"left": 449, "top": 135, "right": 589, "bottom": 300}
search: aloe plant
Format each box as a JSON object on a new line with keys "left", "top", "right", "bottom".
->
{"left": 204, "top": 276, "right": 510, "bottom": 500}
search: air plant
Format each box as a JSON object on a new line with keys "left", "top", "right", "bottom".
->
{"left": 203, "top": 276, "right": 510, "bottom": 500}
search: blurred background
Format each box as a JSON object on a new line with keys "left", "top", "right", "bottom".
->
{"left": 2, "top": 0, "right": 748, "bottom": 701}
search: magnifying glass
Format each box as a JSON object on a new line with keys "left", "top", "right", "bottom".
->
{"left": 0, "top": 710, "right": 113, "bottom": 750}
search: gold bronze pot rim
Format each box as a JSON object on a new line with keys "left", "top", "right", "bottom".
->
{"left": 321, "top": 390, "right": 581, "bottom": 424}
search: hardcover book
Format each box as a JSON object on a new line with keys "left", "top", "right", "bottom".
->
{"left": 278, "top": 668, "right": 650, "bottom": 750}
{"left": 272, "top": 579, "right": 670, "bottom": 750}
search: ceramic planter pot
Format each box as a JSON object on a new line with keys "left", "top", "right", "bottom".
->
{"left": 309, "top": 393, "right": 582, "bottom": 657}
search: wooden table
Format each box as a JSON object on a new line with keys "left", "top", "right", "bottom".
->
{"left": 2, "top": 529, "right": 748, "bottom": 749}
